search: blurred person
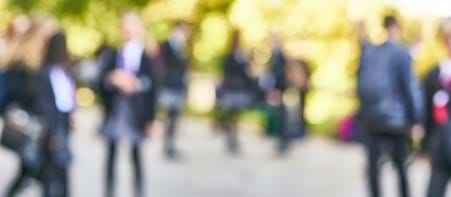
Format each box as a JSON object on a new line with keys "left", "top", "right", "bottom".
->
{"left": 36, "top": 32, "right": 75, "bottom": 197}
{"left": 357, "top": 16, "right": 423, "bottom": 197}
{"left": 0, "top": 15, "right": 32, "bottom": 113}
{"left": 216, "top": 30, "right": 255, "bottom": 155}
{"left": 261, "top": 34, "right": 289, "bottom": 155}
{"left": 426, "top": 18, "right": 451, "bottom": 197}
{"left": 0, "top": 16, "right": 57, "bottom": 196}
{"left": 158, "top": 21, "right": 190, "bottom": 160}
{"left": 98, "top": 12, "right": 156, "bottom": 197}
{"left": 283, "top": 59, "right": 310, "bottom": 150}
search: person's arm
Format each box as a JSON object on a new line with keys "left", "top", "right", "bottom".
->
{"left": 398, "top": 50, "right": 424, "bottom": 124}
{"left": 35, "top": 70, "right": 57, "bottom": 131}
{"left": 139, "top": 56, "right": 157, "bottom": 123}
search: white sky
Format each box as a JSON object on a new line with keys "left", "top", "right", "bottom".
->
{"left": 389, "top": 0, "right": 451, "bottom": 17}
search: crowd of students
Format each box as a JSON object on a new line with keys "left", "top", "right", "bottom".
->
{"left": 4, "top": 10, "right": 451, "bottom": 197}
{"left": 0, "top": 12, "right": 309, "bottom": 197}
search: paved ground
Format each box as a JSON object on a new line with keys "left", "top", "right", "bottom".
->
{"left": 0, "top": 107, "right": 447, "bottom": 197}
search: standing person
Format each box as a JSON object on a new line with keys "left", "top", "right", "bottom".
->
{"left": 283, "top": 59, "right": 310, "bottom": 151}
{"left": 357, "top": 16, "right": 423, "bottom": 197}
{"left": 262, "top": 34, "right": 290, "bottom": 154}
{"left": 426, "top": 19, "right": 451, "bottom": 197}
{"left": 36, "top": 32, "right": 76, "bottom": 197}
{"left": 98, "top": 12, "right": 156, "bottom": 197}
{"left": 217, "top": 30, "right": 254, "bottom": 155}
{"left": 158, "top": 21, "right": 190, "bottom": 160}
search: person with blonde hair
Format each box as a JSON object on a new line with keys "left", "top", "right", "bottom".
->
{"left": 0, "top": 15, "right": 58, "bottom": 196}
{"left": 98, "top": 11, "right": 156, "bottom": 197}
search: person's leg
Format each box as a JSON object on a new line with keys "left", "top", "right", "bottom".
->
{"left": 427, "top": 163, "right": 450, "bottom": 197}
{"left": 60, "top": 167, "right": 69, "bottom": 197}
{"left": 131, "top": 143, "right": 143, "bottom": 197}
{"left": 106, "top": 141, "right": 118, "bottom": 197}
{"left": 366, "top": 134, "right": 382, "bottom": 197}
{"left": 164, "top": 108, "right": 180, "bottom": 159}
{"left": 226, "top": 110, "right": 240, "bottom": 155}
{"left": 7, "top": 165, "right": 27, "bottom": 197}
{"left": 276, "top": 104, "right": 289, "bottom": 155}
{"left": 391, "top": 134, "right": 410, "bottom": 197}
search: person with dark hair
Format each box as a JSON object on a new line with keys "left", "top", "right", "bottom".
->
{"left": 261, "top": 34, "right": 288, "bottom": 154}
{"left": 357, "top": 15, "right": 423, "bottom": 197}
{"left": 98, "top": 12, "right": 156, "bottom": 197}
{"left": 425, "top": 19, "right": 451, "bottom": 197}
{"left": 158, "top": 21, "right": 190, "bottom": 160}
{"left": 35, "top": 31, "right": 76, "bottom": 197}
{"left": 216, "top": 30, "right": 255, "bottom": 155}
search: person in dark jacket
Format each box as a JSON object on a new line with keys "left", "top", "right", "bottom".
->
{"left": 98, "top": 12, "right": 156, "bottom": 197}
{"left": 217, "top": 30, "right": 254, "bottom": 155}
{"left": 357, "top": 16, "right": 423, "bottom": 197}
{"left": 158, "top": 21, "right": 190, "bottom": 160}
{"left": 426, "top": 19, "right": 451, "bottom": 197}
{"left": 262, "top": 34, "right": 290, "bottom": 154}
{"left": 2, "top": 18, "right": 57, "bottom": 197}
{"left": 36, "top": 32, "right": 76, "bottom": 197}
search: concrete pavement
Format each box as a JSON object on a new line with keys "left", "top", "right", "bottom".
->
{"left": 0, "top": 107, "right": 445, "bottom": 197}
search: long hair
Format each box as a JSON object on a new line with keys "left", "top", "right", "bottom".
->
{"left": 1, "top": 16, "right": 57, "bottom": 71}
{"left": 44, "top": 32, "right": 70, "bottom": 69}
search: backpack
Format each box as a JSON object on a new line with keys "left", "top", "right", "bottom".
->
{"left": 357, "top": 44, "right": 410, "bottom": 132}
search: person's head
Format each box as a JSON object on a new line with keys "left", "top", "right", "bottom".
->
{"left": 1, "top": 16, "right": 57, "bottom": 70}
{"left": 20, "top": 17, "right": 58, "bottom": 70}
{"left": 230, "top": 30, "right": 241, "bottom": 51}
{"left": 44, "top": 32, "right": 69, "bottom": 68}
{"left": 440, "top": 18, "right": 451, "bottom": 56}
{"left": 383, "top": 15, "right": 402, "bottom": 42}
{"left": 120, "top": 12, "right": 146, "bottom": 42}
{"left": 271, "top": 33, "right": 282, "bottom": 48}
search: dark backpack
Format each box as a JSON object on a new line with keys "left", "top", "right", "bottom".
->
{"left": 357, "top": 44, "right": 410, "bottom": 132}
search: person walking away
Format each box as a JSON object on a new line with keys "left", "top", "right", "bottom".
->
{"left": 217, "top": 30, "right": 255, "bottom": 155}
{"left": 98, "top": 12, "right": 156, "bottom": 197}
{"left": 357, "top": 16, "right": 423, "bottom": 197}
{"left": 158, "top": 21, "right": 190, "bottom": 160}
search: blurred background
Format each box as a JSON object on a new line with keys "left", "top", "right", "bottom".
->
{"left": 0, "top": 0, "right": 450, "bottom": 131}
{"left": 1, "top": 0, "right": 451, "bottom": 197}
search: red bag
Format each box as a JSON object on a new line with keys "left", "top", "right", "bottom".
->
{"left": 433, "top": 90, "right": 449, "bottom": 125}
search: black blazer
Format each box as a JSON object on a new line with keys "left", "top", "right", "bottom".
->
{"left": 222, "top": 51, "right": 254, "bottom": 91}
{"left": 35, "top": 65, "right": 73, "bottom": 168}
{"left": 35, "top": 66, "right": 72, "bottom": 134}
{"left": 98, "top": 49, "right": 157, "bottom": 130}
{"left": 160, "top": 40, "right": 188, "bottom": 89}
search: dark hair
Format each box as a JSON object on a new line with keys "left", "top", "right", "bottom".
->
{"left": 44, "top": 32, "right": 69, "bottom": 67}
{"left": 383, "top": 16, "right": 399, "bottom": 29}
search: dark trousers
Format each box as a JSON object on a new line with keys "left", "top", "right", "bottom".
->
{"left": 7, "top": 165, "right": 30, "bottom": 197}
{"left": 273, "top": 104, "right": 289, "bottom": 154}
{"left": 164, "top": 109, "right": 179, "bottom": 157}
{"left": 42, "top": 164, "right": 69, "bottom": 197}
{"left": 365, "top": 132, "right": 410, "bottom": 197}
{"left": 427, "top": 129, "right": 451, "bottom": 197}
{"left": 427, "top": 161, "right": 451, "bottom": 197}
{"left": 106, "top": 141, "right": 143, "bottom": 197}
{"left": 222, "top": 110, "right": 240, "bottom": 155}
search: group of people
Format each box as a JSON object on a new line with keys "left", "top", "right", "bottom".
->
{"left": 5, "top": 9, "right": 451, "bottom": 197}
{"left": 0, "top": 11, "right": 310, "bottom": 197}
{"left": 357, "top": 16, "right": 451, "bottom": 197}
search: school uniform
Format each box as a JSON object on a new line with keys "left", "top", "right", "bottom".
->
{"left": 36, "top": 64, "right": 76, "bottom": 197}
{"left": 98, "top": 40, "right": 156, "bottom": 197}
